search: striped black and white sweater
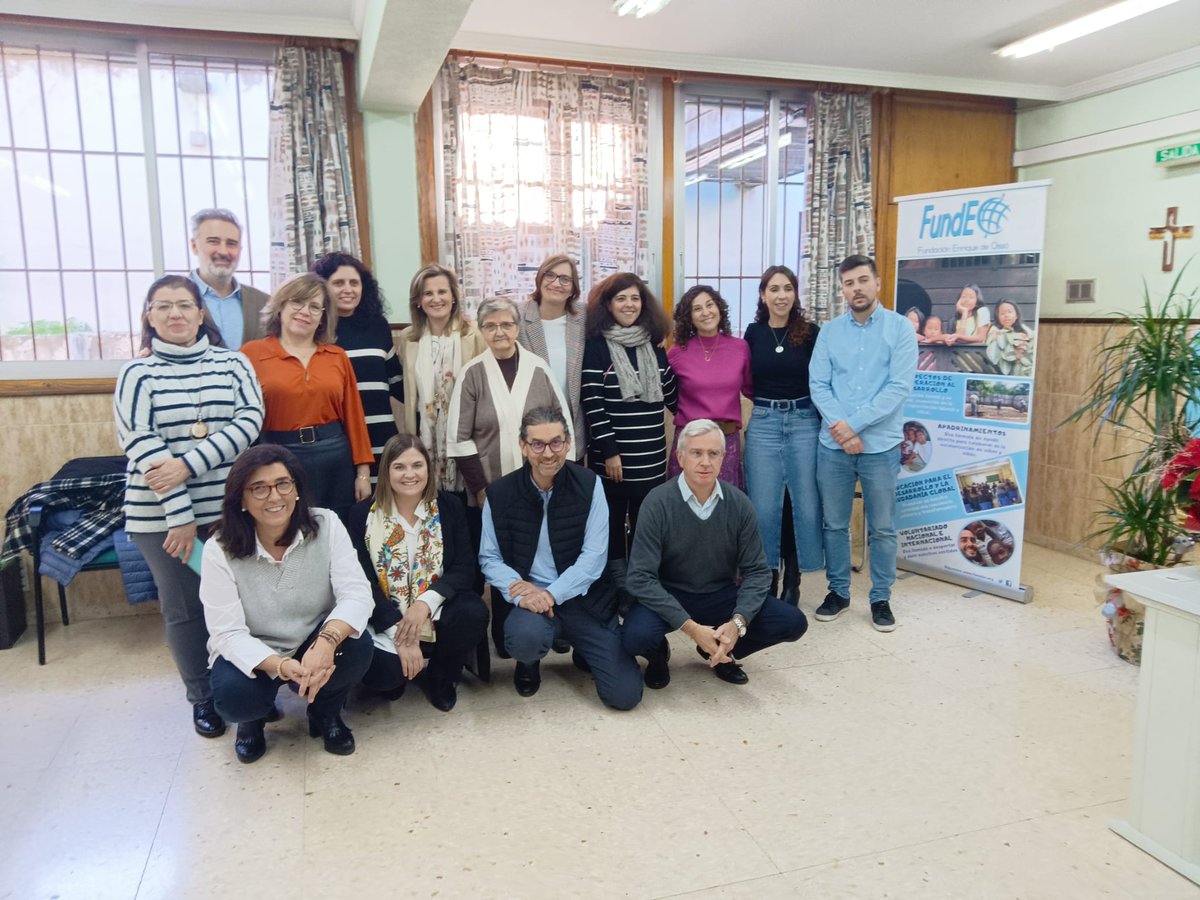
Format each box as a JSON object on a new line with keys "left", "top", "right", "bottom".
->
{"left": 335, "top": 313, "right": 404, "bottom": 481}
{"left": 114, "top": 336, "right": 263, "bottom": 532}
{"left": 580, "top": 335, "right": 678, "bottom": 487}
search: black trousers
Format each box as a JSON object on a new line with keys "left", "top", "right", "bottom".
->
{"left": 360, "top": 590, "right": 488, "bottom": 692}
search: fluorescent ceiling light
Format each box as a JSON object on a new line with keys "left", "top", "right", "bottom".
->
{"left": 996, "top": 0, "right": 1183, "bottom": 58}
{"left": 612, "top": 0, "right": 672, "bottom": 18}
{"left": 684, "top": 174, "right": 708, "bottom": 187}
{"left": 718, "top": 133, "right": 792, "bottom": 171}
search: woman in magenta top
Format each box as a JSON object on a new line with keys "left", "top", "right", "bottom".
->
{"left": 666, "top": 285, "right": 751, "bottom": 488}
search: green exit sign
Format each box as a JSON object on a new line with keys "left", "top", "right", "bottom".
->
{"left": 1156, "top": 143, "right": 1200, "bottom": 166}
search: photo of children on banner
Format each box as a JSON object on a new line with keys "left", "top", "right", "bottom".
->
{"left": 957, "top": 519, "right": 1015, "bottom": 568}
{"left": 895, "top": 255, "right": 1040, "bottom": 377}
{"left": 964, "top": 379, "right": 1030, "bottom": 424}
{"left": 955, "top": 458, "right": 1022, "bottom": 512}
{"left": 900, "top": 421, "right": 932, "bottom": 473}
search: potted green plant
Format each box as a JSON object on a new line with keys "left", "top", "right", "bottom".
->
{"left": 1061, "top": 265, "right": 1200, "bottom": 663}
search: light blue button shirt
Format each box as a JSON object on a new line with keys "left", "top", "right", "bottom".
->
{"left": 191, "top": 270, "right": 245, "bottom": 349}
{"left": 809, "top": 303, "right": 918, "bottom": 454}
{"left": 677, "top": 473, "right": 723, "bottom": 521}
{"left": 479, "top": 473, "right": 609, "bottom": 605}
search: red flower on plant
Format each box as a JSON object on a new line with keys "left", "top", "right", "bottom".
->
{"left": 1162, "top": 438, "right": 1200, "bottom": 532}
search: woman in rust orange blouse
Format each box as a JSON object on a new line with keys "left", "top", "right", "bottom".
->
{"left": 241, "top": 273, "right": 373, "bottom": 523}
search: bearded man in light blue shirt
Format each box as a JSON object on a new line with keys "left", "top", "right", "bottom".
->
{"left": 809, "top": 254, "right": 917, "bottom": 633}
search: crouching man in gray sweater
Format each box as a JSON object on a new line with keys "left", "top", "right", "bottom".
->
{"left": 623, "top": 419, "right": 808, "bottom": 688}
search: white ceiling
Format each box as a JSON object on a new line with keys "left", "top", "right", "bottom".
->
{"left": 5, "top": 0, "right": 1200, "bottom": 106}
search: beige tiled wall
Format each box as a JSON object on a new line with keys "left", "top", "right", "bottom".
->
{"left": 1025, "top": 321, "right": 1142, "bottom": 561}
{"left": 0, "top": 393, "right": 159, "bottom": 628}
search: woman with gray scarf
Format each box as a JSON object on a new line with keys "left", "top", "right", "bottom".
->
{"left": 581, "top": 273, "right": 678, "bottom": 598}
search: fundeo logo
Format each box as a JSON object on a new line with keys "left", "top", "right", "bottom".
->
{"left": 919, "top": 195, "right": 1010, "bottom": 239}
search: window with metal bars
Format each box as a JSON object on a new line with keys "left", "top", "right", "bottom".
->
{"left": 0, "top": 37, "right": 272, "bottom": 364}
{"left": 680, "top": 89, "right": 809, "bottom": 334}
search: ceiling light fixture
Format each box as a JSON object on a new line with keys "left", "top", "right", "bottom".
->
{"left": 996, "top": 0, "right": 1183, "bottom": 58}
{"left": 612, "top": 0, "right": 672, "bottom": 18}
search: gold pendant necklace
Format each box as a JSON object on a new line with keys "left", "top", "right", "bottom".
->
{"left": 698, "top": 334, "right": 719, "bottom": 362}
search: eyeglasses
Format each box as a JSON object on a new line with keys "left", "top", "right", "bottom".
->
{"left": 481, "top": 321, "right": 518, "bottom": 334}
{"left": 542, "top": 273, "right": 573, "bottom": 287}
{"left": 526, "top": 437, "right": 567, "bottom": 454}
{"left": 149, "top": 300, "right": 198, "bottom": 315}
{"left": 246, "top": 478, "right": 296, "bottom": 500}
{"left": 285, "top": 299, "right": 325, "bottom": 315}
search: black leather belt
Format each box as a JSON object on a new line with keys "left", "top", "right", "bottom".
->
{"left": 752, "top": 397, "right": 812, "bottom": 411}
{"left": 260, "top": 421, "right": 344, "bottom": 445}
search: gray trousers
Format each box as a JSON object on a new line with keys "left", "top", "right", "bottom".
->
{"left": 131, "top": 531, "right": 212, "bottom": 704}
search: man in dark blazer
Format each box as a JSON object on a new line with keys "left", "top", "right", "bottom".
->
{"left": 479, "top": 406, "right": 642, "bottom": 710}
{"left": 188, "top": 207, "right": 269, "bottom": 349}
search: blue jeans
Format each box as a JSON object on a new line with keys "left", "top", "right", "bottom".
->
{"left": 816, "top": 442, "right": 901, "bottom": 603}
{"left": 743, "top": 404, "right": 824, "bottom": 571}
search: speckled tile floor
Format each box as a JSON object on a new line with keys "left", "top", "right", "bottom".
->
{"left": 0, "top": 544, "right": 1195, "bottom": 899}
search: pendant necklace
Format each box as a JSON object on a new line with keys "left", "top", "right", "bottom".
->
{"left": 181, "top": 379, "right": 208, "bottom": 439}
{"left": 698, "top": 334, "right": 719, "bottom": 363}
{"left": 770, "top": 325, "right": 788, "bottom": 354}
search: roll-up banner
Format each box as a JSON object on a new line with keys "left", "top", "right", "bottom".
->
{"left": 892, "top": 180, "right": 1049, "bottom": 603}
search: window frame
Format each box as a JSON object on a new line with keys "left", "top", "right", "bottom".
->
{"left": 0, "top": 22, "right": 278, "bottom": 391}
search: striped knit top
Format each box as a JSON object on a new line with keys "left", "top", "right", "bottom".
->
{"left": 580, "top": 336, "right": 678, "bottom": 485}
{"left": 115, "top": 336, "right": 264, "bottom": 532}
{"left": 334, "top": 312, "right": 404, "bottom": 482}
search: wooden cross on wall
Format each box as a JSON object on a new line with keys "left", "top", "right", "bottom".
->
{"left": 1148, "top": 207, "right": 1194, "bottom": 272}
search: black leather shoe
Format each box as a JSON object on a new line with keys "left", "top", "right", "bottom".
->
{"left": 193, "top": 700, "right": 227, "bottom": 738}
{"left": 265, "top": 703, "right": 283, "bottom": 723}
{"left": 424, "top": 675, "right": 457, "bottom": 712}
{"left": 643, "top": 639, "right": 671, "bottom": 690}
{"left": 571, "top": 649, "right": 592, "bottom": 673}
{"left": 234, "top": 719, "right": 266, "bottom": 763}
{"left": 712, "top": 660, "right": 749, "bottom": 685}
{"left": 551, "top": 636, "right": 571, "bottom": 654}
{"left": 307, "top": 710, "right": 356, "bottom": 756}
{"left": 695, "top": 644, "right": 749, "bottom": 685}
{"left": 513, "top": 661, "right": 541, "bottom": 697}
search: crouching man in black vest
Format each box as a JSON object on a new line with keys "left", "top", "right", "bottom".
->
{"left": 479, "top": 406, "right": 643, "bottom": 710}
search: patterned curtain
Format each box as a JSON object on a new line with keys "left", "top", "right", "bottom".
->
{"left": 437, "top": 57, "right": 650, "bottom": 318}
{"left": 803, "top": 91, "right": 874, "bottom": 323}
{"left": 269, "top": 46, "right": 361, "bottom": 286}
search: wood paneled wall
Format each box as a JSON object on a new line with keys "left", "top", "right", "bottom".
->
{"left": 873, "top": 92, "right": 1017, "bottom": 305}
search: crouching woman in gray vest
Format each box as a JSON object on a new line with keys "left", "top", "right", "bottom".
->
{"left": 200, "top": 444, "right": 374, "bottom": 764}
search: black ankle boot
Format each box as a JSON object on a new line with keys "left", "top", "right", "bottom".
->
{"left": 235, "top": 719, "right": 266, "bottom": 763}
{"left": 307, "top": 709, "right": 356, "bottom": 756}
{"left": 781, "top": 568, "right": 800, "bottom": 607}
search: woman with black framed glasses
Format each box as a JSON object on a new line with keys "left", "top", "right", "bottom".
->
{"left": 200, "top": 444, "right": 373, "bottom": 764}
{"left": 116, "top": 274, "right": 264, "bottom": 742}
{"left": 241, "top": 273, "right": 374, "bottom": 524}
{"left": 518, "top": 254, "right": 588, "bottom": 459}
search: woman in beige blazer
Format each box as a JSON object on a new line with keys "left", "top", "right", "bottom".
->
{"left": 401, "top": 264, "right": 487, "bottom": 497}
{"left": 517, "top": 254, "right": 588, "bottom": 459}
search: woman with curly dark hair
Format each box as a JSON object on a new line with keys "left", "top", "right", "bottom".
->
{"left": 743, "top": 265, "right": 823, "bottom": 604}
{"left": 666, "top": 285, "right": 750, "bottom": 488}
{"left": 311, "top": 252, "right": 403, "bottom": 484}
{"left": 580, "top": 273, "right": 678, "bottom": 586}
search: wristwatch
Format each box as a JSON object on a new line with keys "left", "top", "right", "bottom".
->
{"left": 731, "top": 614, "right": 747, "bottom": 638}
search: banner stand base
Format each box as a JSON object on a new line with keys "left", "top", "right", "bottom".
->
{"left": 897, "top": 560, "right": 1034, "bottom": 604}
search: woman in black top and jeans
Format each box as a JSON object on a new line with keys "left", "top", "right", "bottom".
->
{"left": 742, "top": 265, "right": 823, "bottom": 604}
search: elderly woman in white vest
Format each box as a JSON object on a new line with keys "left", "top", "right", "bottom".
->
{"left": 446, "top": 296, "right": 573, "bottom": 509}
{"left": 200, "top": 444, "right": 374, "bottom": 764}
